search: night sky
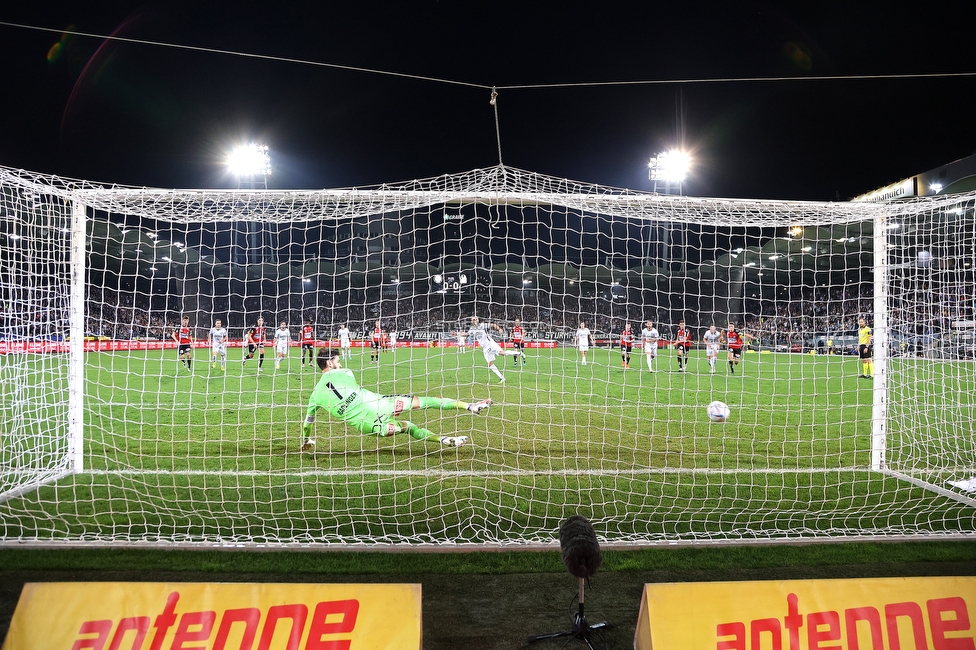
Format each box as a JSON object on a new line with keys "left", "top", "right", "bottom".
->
{"left": 2, "top": 2, "right": 976, "bottom": 200}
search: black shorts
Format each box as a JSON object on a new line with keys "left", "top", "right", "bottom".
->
{"left": 859, "top": 344, "right": 873, "bottom": 359}
{"left": 247, "top": 344, "right": 256, "bottom": 355}
{"left": 257, "top": 343, "right": 266, "bottom": 354}
{"left": 178, "top": 344, "right": 192, "bottom": 355}
{"left": 371, "top": 341, "right": 381, "bottom": 350}
{"left": 621, "top": 343, "right": 632, "bottom": 353}
{"left": 677, "top": 343, "right": 691, "bottom": 354}
{"left": 729, "top": 348, "right": 742, "bottom": 359}
{"left": 514, "top": 341, "right": 525, "bottom": 351}
{"left": 302, "top": 342, "right": 314, "bottom": 351}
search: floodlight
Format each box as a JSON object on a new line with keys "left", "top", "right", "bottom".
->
{"left": 161, "top": 256, "right": 170, "bottom": 262}
{"left": 788, "top": 226, "right": 803, "bottom": 237}
{"left": 930, "top": 182, "right": 943, "bottom": 194}
{"left": 433, "top": 274, "right": 443, "bottom": 283}
{"left": 228, "top": 144, "right": 272, "bottom": 177}
{"left": 801, "top": 246, "right": 813, "bottom": 252}
{"left": 648, "top": 150, "right": 691, "bottom": 183}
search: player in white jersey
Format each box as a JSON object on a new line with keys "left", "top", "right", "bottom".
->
{"left": 468, "top": 316, "right": 520, "bottom": 383}
{"left": 389, "top": 330, "right": 398, "bottom": 352}
{"left": 455, "top": 331, "right": 467, "bottom": 353}
{"left": 641, "top": 320, "right": 660, "bottom": 372}
{"left": 575, "top": 321, "right": 593, "bottom": 365}
{"left": 337, "top": 323, "right": 352, "bottom": 360}
{"left": 702, "top": 324, "right": 722, "bottom": 374}
{"left": 274, "top": 321, "right": 291, "bottom": 371}
{"left": 207, "top": 319, "right": 228, "bottom": 371}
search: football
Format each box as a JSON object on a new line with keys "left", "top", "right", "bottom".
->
{"left": 707, "top": 400, "right": 730, "bottom": 422}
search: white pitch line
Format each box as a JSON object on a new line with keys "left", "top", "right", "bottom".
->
{"left": 85, "top": 399, "right": 799, "bottom": 410}
{"left": 81, "top": 466, "right": 874, "bottom": 479}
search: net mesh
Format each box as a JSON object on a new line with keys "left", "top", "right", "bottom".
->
{"left": 0, "top": 164, "right": 973, "bottom": 547}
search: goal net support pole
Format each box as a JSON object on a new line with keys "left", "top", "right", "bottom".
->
{"left": 68, "top": 199, "right": 86, "bottom": 473}
{"left": 871, "top": 212, "right": 887, "bottom": 471}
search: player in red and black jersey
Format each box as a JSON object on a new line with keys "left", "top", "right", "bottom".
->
{"left": 300, "top": 318, "right": 315, "bottom": 368}
{"left": 620, "top": 322, "right": 634, "bottom": 368}
{"left": 172, "top": 316, "right": 193, "bottom": 371}
{"left": 723, "top": 323, "right": 755, "bottom": 375}
{"left": 370, "top": 320, "right": 383, "bottom": 364}
{"left": 674, "top": 320, "right": 693, "bottom": 371}
{"left": 510, "top": 318, "right": 527, "bottom": 366}
{"left": 243, "top": 317, "right": 268, "bottom": 372}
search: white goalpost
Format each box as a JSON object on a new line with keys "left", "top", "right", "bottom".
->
{"left": 0, "top": 164, "right": 973, "bottom": 547}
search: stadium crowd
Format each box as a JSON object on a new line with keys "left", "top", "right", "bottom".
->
{"left": 45, "top": 278, "right": 967, "bottom": 353}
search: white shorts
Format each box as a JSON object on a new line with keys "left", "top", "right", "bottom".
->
{"left": 578, "top": 344, "right": 589, "bottom": 353}
{"left": 481, "top": 341, "right": 502, "bottom": 363}
{"left": 276, "top": 342, "right": 288, "bottom": 355}
{"left": 644, "top": 344, "right": 658, "bottom": 357}
{"left": 212, "top": 345, "right": 225, "bottom": 357}
{"left": 707, "top": 344, "right": 719, "bottom": 358}
{"left": 340, "top": 340, "right": 351, "bottom": 349}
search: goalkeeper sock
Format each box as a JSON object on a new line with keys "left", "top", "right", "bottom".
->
{"left": 403, "top": 422, "right": 435, "bottom": 441}
{"left": 418, "top": 396, "right": 462, "bottom": 410}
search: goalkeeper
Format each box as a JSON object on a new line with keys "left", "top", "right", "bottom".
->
{"left": 301, "top": 349, "right": 492, "bottom": 451}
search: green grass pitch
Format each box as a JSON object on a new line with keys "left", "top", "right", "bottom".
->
{"left": 1, "top": 346, "right": 973, "bottom": 545}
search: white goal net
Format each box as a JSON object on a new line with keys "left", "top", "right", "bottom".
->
{"left": 0, "top": 164, "right": 973, "bottom": 547}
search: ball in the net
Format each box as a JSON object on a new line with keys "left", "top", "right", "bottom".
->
{"left": 707, "top": 400, "right": 730, "bottom": 422}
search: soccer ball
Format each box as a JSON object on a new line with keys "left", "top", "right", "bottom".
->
{"left": 706, "top": 401, "right": 730, "bottom": 423}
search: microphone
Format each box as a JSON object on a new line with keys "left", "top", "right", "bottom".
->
{"left": 559, "top": 514, "right": 602, "bottom": 579}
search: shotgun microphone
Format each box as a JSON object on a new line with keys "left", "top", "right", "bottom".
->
{"left": 559, "top": 514, "right": 603, "bottom": 579}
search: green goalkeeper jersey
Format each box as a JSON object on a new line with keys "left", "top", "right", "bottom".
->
{"left": 305, "top": 368, "right": 380, "bottom": 425}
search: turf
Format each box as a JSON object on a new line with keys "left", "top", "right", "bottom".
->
{"left": 1, "top": 346, "right": 974, "bottom": 545}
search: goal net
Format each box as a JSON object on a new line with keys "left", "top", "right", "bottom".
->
{"left": 0, "top": 164, "right": 973, "bottom": 547}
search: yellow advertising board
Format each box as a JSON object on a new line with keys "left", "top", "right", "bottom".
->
{"left": 635, "top": 576, "right": 976, "bottom": 650}
{"left": 2, "top": 582, "right": 421, "bottom": 650}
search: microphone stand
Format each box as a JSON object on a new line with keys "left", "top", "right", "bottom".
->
{"left": 527, "top": 577, "right": 611, "bottom": 649}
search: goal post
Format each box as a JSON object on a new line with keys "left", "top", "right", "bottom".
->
{"left": 69, "top": 199, "right": 86, "bottom": 473}
{"left": 0, "top": 164, "right": 974, "bottom": 546}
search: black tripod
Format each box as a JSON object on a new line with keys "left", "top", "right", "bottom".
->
{"left": 527, "top": 577, "right": 611, "bottom": 649}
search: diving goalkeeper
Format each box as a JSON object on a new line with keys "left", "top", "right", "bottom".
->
{"left": 300, "top": 349, "right": 492, "bottom": 451}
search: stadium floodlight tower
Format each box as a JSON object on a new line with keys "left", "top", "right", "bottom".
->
{"left": 647, "top": 150, "right": 692, "bottom": 271}
{"left": 227, "top": 144, "right": 274, "bottom": 264}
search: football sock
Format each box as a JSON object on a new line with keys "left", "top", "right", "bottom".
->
{"left": 418, "top": 397, "right": 464, "bottom": 411}
{"left": 403, "top": 421, "right": 435, "bottom": 441}
{"left": 490, "top": 365, "right": 505, "bottom": 381}
{"left": 187, "top": 360, "right": 192, "bottom": 370}
{"left": 259, "top": 357, "right": 264, "bottom": 368}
